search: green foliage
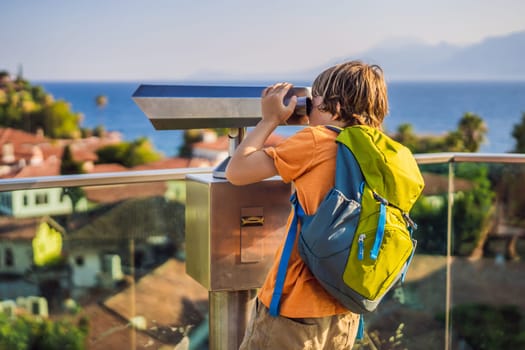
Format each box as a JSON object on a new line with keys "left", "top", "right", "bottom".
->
{"left": 0, "top": 313, "right": 32, "bottom": 350}
{"left": 96, "top": 137, "right": 162, "bottom": 167}
{"left": 393, "top": 112, "right": 487, "bottom": 153}
{"left": 511, "top": 112, "right": 525, "bottom": 153}
{"left": 95, "top": 95, "right": 108, "bottom": 108}
{"left": 451, "top": 164, "right": 495, "bottom": 255}
{"left": 31, "top": 86, "right": 48, "bottom": 105}
{"left": 437, "top": 303, "right": 525, "bottom": 349}
{"left": 36, "top": 319, "right": 87, "bottom": 350}
{"left": 411, "top": 194, "right": 448, "bottom": 254}
{"left": 411, "top": 163, "right": 495, "bottom": 256}
{"left": 61, "top": 186, "right": 86, "bottom": 214}
{"left": 178, "top": 129, "right": 203, "bottom": 158}
{"left": 0, "top": 73, "right": 82, "bottom": 139}
{"left": 177, "top": 128, "right": 228, "bottom": 157}
{"left": 457, "top": 112, "right": 487, "bottom": 152}
{"left": 28, "top": 100, "right": 81, "bottom": 138}
{"left": 0, "top": 103, "right": 22, "bottom": 127}
{"left": 127, "top": 137, "right": 163, "bottom": 166}
{"left": 0, "top": 313, "right": 88, "bottom": 350}
{"left": 394, "top": 123, "right": 419, "bottom": 152}
{"left": 96, "top": 142, "right": 129, "bottom": 164}
{"left": 60, "top": 145, "right": 85, "bottom": 175}
{"left": 493, "top": 164, "right": 525, "bottom": 226}
{"left": 93, "top": 125, "right": 106, "bottom": 137}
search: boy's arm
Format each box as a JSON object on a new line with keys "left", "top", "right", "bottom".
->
{"left": 225, "top": 119, "right": 279, "bottom": 185}
{"left": 226, "top": 83, "right": 297, "bottom": 186}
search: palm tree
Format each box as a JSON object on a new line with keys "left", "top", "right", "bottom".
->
{"left": 511, "top": 112, "right": 525, "bottom": 153}
{"left": 457, "top": 112, "right": 487, "bottom": 152}
{"left": 95, "top": 94, "right": 108, "bottom": 108}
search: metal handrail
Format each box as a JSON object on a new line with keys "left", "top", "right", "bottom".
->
{"left": 414, "top": 152, "right": 525, "bottom": 164}
{"left": 1, "top": 152, "right": 525, "bottom": 192}
{"left": 0, "top": 167, "right": 214, "bottom": 192}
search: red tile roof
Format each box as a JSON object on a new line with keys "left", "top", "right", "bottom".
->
{"left": 422, "top": 173, "right": 474, "bottom": 195}
{"left": 0, "top": 127, "right": 48, "bottom": 146}
{"left": 13, "top": 157, "right": 61, "bottom": 178}
{"left": 131, "top": 157, "right": 211, "bottom": 170}
{"left": 192, "top": 133, "right": 285, "bottom": 152}
{"left": 103, "top": 259, "right": 208, "bottom": 326}
{"left": 0, "top": 217, "right": 40, "bottom": 241}
{"left": 83, "top": 182, "right": 168, "bottom": 203}
{"left": 90, "top": 163, "right": 129, "bottom": 173}
{"left": 78, "top": 259, "right": 208, "bottom": 349}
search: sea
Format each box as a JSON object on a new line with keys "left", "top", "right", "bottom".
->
{"left": 38, "top": 81, "right": 525, "bottom": 157}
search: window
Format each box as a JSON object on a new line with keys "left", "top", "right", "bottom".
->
{"left": 75, "top": 256, "right": 85, "bottom": 266}
{"left": 23, "top": 194, "right": 29, "bottom": 206}
{"left": 5, "top": 248, "right": 14, "bottom": 267}
{"left": 35, "top": 193, "right": 48, "bottom": 205}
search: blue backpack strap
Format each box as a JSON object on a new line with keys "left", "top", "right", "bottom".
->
{"left": 370, "top": 195, "right": 387, "bottom": 260}
{"left": 270, "top": 125, "right": 364, "bottom": 316}
{"left": 356, "top": 314, "right": 365, "bottom": 340}
{"left": 269, "top": 193, "right": 300, "bottom": 316}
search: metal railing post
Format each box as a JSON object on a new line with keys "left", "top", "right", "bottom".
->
{"left": 208, "top": 127, "right": 256, "bottom": 350}
{"left": 209, "top": 289, "right": 257, "bottom": 349}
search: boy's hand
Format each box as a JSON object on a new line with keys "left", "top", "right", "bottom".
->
{"left": 261, "top": 82, "right": 297, "bottom": 125}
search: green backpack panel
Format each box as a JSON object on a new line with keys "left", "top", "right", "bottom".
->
{"left": 337, "top": 126, "right": 425, "bottom": 300}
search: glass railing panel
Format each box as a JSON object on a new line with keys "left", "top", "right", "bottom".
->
{"left": 2, "top": 155, "right": 525, "bottom": 350}
{"left": 448, "top": 161, "right": 525, "bottom": 349}
{"left": 0, "top": 177, "right": 209, "bottom": 350}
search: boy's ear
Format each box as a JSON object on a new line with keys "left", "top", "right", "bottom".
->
{"left": 331, "top": 102, "right": 342, "bottom": 120}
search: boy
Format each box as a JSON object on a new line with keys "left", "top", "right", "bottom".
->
{"left": 226, "top": 60, "right": 389, "bottom": 349}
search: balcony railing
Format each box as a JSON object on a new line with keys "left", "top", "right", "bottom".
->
{"left": 0, "top": 153, "right": 524, "bottom": 350}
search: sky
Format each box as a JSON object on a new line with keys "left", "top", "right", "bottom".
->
{"left": 1, "top": 0, "right": 524, "bottom": 82}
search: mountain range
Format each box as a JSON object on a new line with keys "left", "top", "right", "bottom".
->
{"left": 188, "top": 30, "right": 525, "bottom": 82}
{"left": 352, "top": 30, "right": 525, "bottom": 81}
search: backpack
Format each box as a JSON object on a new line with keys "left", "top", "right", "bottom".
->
{"left": 269, "top": 125, "right": 425, "bottom": 320}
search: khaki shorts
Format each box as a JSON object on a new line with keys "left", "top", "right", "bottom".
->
{"left": 239, "top": 298, "right": 360, "bottom": 350}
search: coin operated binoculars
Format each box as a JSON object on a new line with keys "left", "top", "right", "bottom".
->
{"left": 133, "top": 84, "right": 311, "bottom": 350}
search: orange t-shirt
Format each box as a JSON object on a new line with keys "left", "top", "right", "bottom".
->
{"left": 260, "top": 125, "right": 350, "bottom": 318}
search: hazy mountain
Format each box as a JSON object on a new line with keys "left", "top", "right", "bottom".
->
{"left": 363, "top": 30, "right": 525, "bottom": 81}
{"left": 186, "top": 30, "right": 525, "bottom": 82}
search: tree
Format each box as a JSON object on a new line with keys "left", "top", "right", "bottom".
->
{"left": 125, "top": 137, "right": 162, "bottom": 167}
{"left": 393, "top": 112, "right": 487, "bottom": 153}
{"left": 28, "top": 100, "right": 82, "bottom": 138}
{"left": 0, "top": 70, "right": 10, "bottom": 81}
{"left": 411, "top": 163, "right": 496, "bottom": 257}
{"left": 0, "top": 74, "right": 82, "bottom": 139}
{"left": 511, "top": 112, "right": 525, "bottom": 153}
{"left": 395, "top": 123, "right": 418, "bottom": 152}
{"left": 95, "top": 94, "right": 108, "bottom": 108}
{"left": 457, "top": 112, "right": 487, "bottom": 152}
{"left": 0, "top": 313, "right": 88, "bottom": 350}
{"left": 178, "top": 129, "right": 203, "bottom": 158}
{"left": 96, "top": 138, "right": 162, "bottom": 167}
{"left": 60, "top": 145, "right": 84, "bottom": 175}
{"left": 61, "top": 187, "right": 85, "bottom": 217}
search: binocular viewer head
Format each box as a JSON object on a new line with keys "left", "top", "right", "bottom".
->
{"left": 133, "top": 84, "right": 312, "bottom": 130}
{"left": 283, "top": 87, "right": 312, "bottom": 122}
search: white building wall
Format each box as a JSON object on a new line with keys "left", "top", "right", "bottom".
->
{"left": 10, "top": 188, "right": 88, "bottom": 218}
{"left": 69, "top": 251, "right": 101, "bottom": 287}
{"left": 0, "top": 241, "right": 33, "bottom": 275}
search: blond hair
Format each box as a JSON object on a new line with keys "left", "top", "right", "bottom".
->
{"left": 311, "top": 60, "right": 388, "bottom": 129}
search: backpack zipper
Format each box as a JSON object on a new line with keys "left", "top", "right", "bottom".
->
{"left": 373, "top": 191, "right": 418, "bottom": 231}
{"left": 403, "top": 212, "right": 418, "bottom": 230}
{"left": 358, "top": 234, "right": 365, "bottom": 260}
